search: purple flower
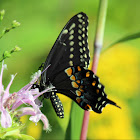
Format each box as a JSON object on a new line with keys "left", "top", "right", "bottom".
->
{"left": 0, "top": 62, "right": 53, "bottom": 131}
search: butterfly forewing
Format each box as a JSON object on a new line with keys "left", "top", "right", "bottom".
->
{"left": 41, "top": 12, "right": 90, "bottom": 86}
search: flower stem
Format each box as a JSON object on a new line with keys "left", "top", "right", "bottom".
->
{"left": 80, "top": 0, "right": 108, "bottom": 139}
{"left": 92, "top": 0, "right": 108, "bottom": 72}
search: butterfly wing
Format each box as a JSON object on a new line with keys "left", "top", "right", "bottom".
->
{"left": 40, "top": 12, "right": 90, "bottom": 87}
{"left": 40, "top": 12, "right": 120, "bottom": 118}
{"left": 52, "top": 66, "right": 120, "bottom": 113}
{"left": 40, "top": 12, "right": 90, "bottom": 118}
{"left": 69, "top": 67, "right": 120, "bottom": 113}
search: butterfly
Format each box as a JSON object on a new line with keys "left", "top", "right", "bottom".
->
{"left": 36, "top": 12, "right": 120, "bottom": 118}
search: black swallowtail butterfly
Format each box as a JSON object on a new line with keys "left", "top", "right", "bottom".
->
{"left": 36, "top": 12, "right": 120, "bottom": 118}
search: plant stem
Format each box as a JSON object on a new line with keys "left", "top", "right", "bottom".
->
{"left": 92, "top": 0, "right": 108, "bottom": 72}
{"left": 80, "top": 0, "right": 108, "bottom": 139}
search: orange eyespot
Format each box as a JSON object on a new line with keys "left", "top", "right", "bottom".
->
{"left": 86, "top": 71, "right": 90, "bottom": 77}
{"left": 76, "top": 97, "right": 82, "bottom": 103}
{"left": 70, "top": 75, "right": 76, "bottom": 81}
{"left": 77, "top": 66, "right": 81, "bottom": 71}
{"left": 72, "top": 82, "right": 79, "bottom": 88}
{"left": 96, "top": 89, "right": 99, "bottom": 94}
{"left": 76, "top": 80, "right": 80, "bottom": 84}
{"left": 79, "top": 88, "right": 84, "bottom": 93}
{"left": 84, "top": 104, "right": 91, "bottom": 110}
{"left": 92, "top": 81, "right": 96, "bottom": 86}
{"left": 65, "top": 67, "right": 72, "bottom": 76}
{"left": 76, "top": 90, "right": 82, "bottom": 96}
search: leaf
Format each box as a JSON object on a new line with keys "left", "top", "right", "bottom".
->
{"left": 0, "top": 129, "right": 35, "bottom": 140}
{"left": 102, "top": 32, "right": 140, "bottom": 52}
{"left": 65, "top": 101, "right": 84, "bottom": 140}
{"left": 4, "top": 134, "right": 35, "bottom": 140}
{"left": 18, "top": 134, "right": 35, "bottom": 140}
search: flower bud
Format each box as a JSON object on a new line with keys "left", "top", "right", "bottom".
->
{"left": 11, "top": 46, "right": 21, "bottom": 53}
{"left": 12, "top": 20, "right": 21, "bottom": 28}
{"left": 0, "top": 9, "right": 5, "bottom": 20}
{"left": 3, "top": 51, "right": 11, "bottom": 59}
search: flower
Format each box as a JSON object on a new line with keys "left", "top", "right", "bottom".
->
{"left": 0, "top": 61, "right": 53, "bottom": 131}
{"left": 0, "top": 62, "right": 12, "bottom": 128}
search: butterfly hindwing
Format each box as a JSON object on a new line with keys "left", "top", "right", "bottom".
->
{"left": 63, "top": 66, "right": 120, "bottom": 113}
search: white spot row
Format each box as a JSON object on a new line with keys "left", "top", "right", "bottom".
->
{"left": 78, "top": 29, "right": 82, "bottom": 34}
{"left": 98, "top": 97, "right": 101, "bottom": 101}
{"left": 70, "top": 29, "right": 74, "bottom": 35}
{"left": 77, "top": 14, "right": 83, "bottom": 18}
{"left": 78, "top": 36, "right": 82, "bottom": 40}
{"left": 69, "top": 35, "right": 74, "bottom": 40}
{"left": 79, "top": 42, "right": 82, "bottom": 46}
{"left": 69, "top": 61, "right": 73, "bottom": 66}
{"left": 98, "top": 84, "right": 102, "bottom": 89}
{"left": 78, "top": 18, "right": 83, "bottom": 23}
{"left": 70, "top": 41, "right": 74, "bottom": 46}
{"left": 62, "top": 29, "right": 68, "bottom": 34}
{"left": 70, "top": 47, "right": 74, "bottom": 52}
{"left": 69, "top": 23, "right": 76, "bottom": 31}
{"left": 69, "top": 54, "right": 74, "bottom": 59}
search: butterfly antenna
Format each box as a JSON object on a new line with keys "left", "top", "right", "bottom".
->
{"left": 41, "top": 64, "right": 51, "bottom": 75}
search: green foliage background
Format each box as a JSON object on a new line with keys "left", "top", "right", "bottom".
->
{"left": 0, "top": 0, "right": 140, "bottom": 139}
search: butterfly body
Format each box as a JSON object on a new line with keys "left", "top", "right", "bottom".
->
{"left": 37, "top": 12, "right": 120, "bottom": 118}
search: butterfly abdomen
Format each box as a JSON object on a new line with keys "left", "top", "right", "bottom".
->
{"left": 50, "top": 92, "right": 64, "bottom": 118}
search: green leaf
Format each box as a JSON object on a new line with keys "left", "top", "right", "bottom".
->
{"left": 65, "top": 101, "right": 84, "bottom": 140}
{"left": 0, "top": 129, "right": 35, "bottom": 140}
{"left": 102, "top": 32, "right": 140, "bottom": 52}
{"left": 18, "top": 134, "right": 35, "bottom": 140}
{"left": 3, "top": 134, "right": 35, "bottom": 140}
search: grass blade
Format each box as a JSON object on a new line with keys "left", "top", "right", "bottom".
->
{"left": 102, "top": 32, "right": 140, "bottom": 52}
{"left": 65, "top": 102, "right": 84, "bottom": 140}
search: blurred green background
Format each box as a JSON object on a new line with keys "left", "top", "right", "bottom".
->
{"left": 0, "top": 0, "right": 140, "bottom": 139}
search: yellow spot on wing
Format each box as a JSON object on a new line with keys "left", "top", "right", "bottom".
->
{"left": 96, "top": 89, "right": 100, "bottom": 94}
{"left": 69, "top": 23, "right": 76, "bottom": 31}
{"left": 77, "top": 14, "right": 82, "bottom": 18}
{"left": 92, "top": 81, "right": 96, "bottom": 86}
{"left": 76, "top": 90, "right": 82, "bottom": 96}
{"left": 70, "top": 75, "right": 76, "bottom": 81}
{"left": 76, "top": 97, "right": 82, "bottom": 103}
{"left": 62, "top": 29, "right": 68, "bottom": 34}
{"left": 69, "top": 61, "right": 73, "bottom": 66}
{"left": 86, "top": 71, "right": 90, "bottom": 77}
{"left": 72, "top": 82, "right": 79, "bottom": 88}
{"left": 79, "top": 88, "right": 84, "bottom": 93}
{"left": 84, "top": 104, "right": 92, "bottom": 110}
{"left": 76, "top": 80, "right": 80, "bottom": 84}
{"left": 65, "top": 67, "right": 72, "bottom": 76}
{"left": 77, "top": 66, "right": 81, "bottom": 71}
